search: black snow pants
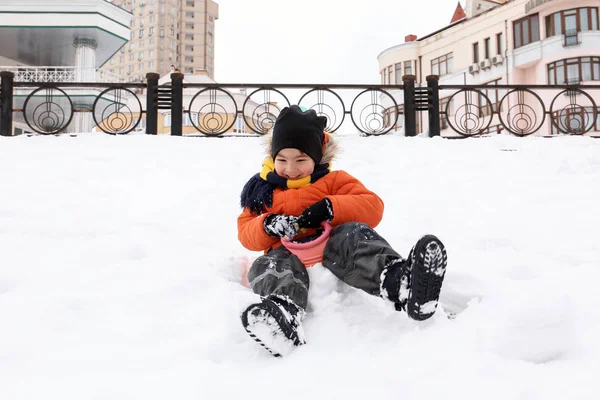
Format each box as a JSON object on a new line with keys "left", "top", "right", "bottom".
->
{"left": 247, "top": 222, "right": 403, "bottom": 310}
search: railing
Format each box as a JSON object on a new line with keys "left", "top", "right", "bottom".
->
{"left": 436, "top": 81, "right": 599, "bottom": 136}
{"left": 563, "top": 29, "right": 580, "bottom": 47}
{"left": 0, "top": 70, "right": 598, "bottom": 137}
{"left": 0, "top": 66, "right": 126, "bottom": 83}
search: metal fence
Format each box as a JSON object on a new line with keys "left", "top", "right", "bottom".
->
{"left": 1, "top": 70, "right": 598, "bottom": 137}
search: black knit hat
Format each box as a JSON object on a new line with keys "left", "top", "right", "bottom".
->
{"left": 271, "top": 105, "right": 327, "bottom": 164}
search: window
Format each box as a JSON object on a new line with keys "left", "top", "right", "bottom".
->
{"left": 395, "top": 63, "right": 402, "bottom": 83}
{"left": 431, "top": 53, "right": 453, "bottom": 77}
{"left": 484, "top": 38, "right": 491, "bottom": 59}
{"left": 396, "top": 105, "right": 403, "bottom": 130}
{"left": 139, "top": 28, "right": 144, "bottom": 38}
{"left": 513, "top": 14, "right": 540, "bottom": 48}
{"left": 478, "top": 79, "right": 503, "bottom": 117}
{"left": 185, "top": 34, "right": 194, "bottom": 40}
{"left": 234, "top": 116, "right": 245, "bottom": 133}
{"left": 185, "top": 56, "right": 194, "bottom": 63}
{"left": 439, "top": 98, "right": 453, "bottom": 130}
{"left": 388, "top": 66, "right": 393, "bottom": 84}
{"left": 186, "top": 11, "right": 195, "bottom": 18}
{"left": 480, "top": 125, "right": 505, "bottom": 135}
{"left": 551, "top": 107, "right": 600, "bottom": 135}
{"left": 547, "top": 56, "right": 600, "bottom": 84}
{"left": 170, "top": 28, "right": 175, "bottom": 36}
{"left": 404, "top": 60, "right": 413, "bottom": 76}
{"left": 381, "top": 70, "right": 385, "bottom": 84}
{"left": 473, "top": 42, "right": 479, "bottom": 63}
{"left": 186, "top": 0, "right": 194, "bottom": 7}
{"left": 546, "top": 8, "right": 599, "bottom": 37}
{"left": 496, "top": 32, "right": 504, "bottom": 55}
{"left": 183, "top": 113, "right": 197, "bottom": 127}
{"left": 149, "top": 26, "right": 154, "bottom": 34}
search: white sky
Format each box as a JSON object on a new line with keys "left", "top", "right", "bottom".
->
{"left": 214, "top": 0, "right": 460, "bottom": 84}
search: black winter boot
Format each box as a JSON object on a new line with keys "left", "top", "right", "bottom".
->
{"left": 382, "top": 235, "right": 447, "bottom": 321}
{"left": 241, "top": 295, "right": 306, "bottom": 357}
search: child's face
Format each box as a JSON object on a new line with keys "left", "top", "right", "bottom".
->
{"left": 274, "top": 148, "right": 315, "bottom": 180}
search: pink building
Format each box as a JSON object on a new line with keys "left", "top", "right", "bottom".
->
{"left": 377, "top": 0, "right": 600, "bottom": 137}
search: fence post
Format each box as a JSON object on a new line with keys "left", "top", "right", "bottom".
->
{"left": 145, "top": 72, "right": 159, "bottom": 135}
{"left": 427, "top": 75, "right": 440, "bottom": 137}
{"left": 1, "top": 71, "right": 14, "bottom": 136}
{"left": 403, "top": 75, "right": 417, "bottom": 137}
{"left": 170, "top": 72, "right": 183, "bottom": 136}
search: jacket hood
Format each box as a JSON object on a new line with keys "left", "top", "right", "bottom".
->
{"left": 263, "top": 133, "right": 341, "bottom": 165}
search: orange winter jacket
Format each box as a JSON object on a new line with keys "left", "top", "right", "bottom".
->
{"left": 237, "top": 170, "right": 384, "bottom": 252}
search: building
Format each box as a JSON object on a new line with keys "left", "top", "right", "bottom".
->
{"left": 0, "top": 0, "right": 132, "bottom": 134}
{"left": 105, "top": 0, "right": 218, "bottom": 82}
{"left": 377, "top": 0, "right": 600, "bottom": 136}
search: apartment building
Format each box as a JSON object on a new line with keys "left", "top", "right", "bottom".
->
{"left": 377, "top": 0, "right": 600, "bottom": 136}
{"left": 105, "top": 0, "right": 218, "bottom": 81}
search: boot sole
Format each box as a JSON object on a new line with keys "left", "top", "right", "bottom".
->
{"left": 407, "top": 235, "right": 447, "bottom": 321}
{"left": 241, "top": 299, "right": 304, "bottom": 357}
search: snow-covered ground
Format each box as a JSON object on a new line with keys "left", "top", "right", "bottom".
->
{"left": 1, "top": 133, "right": 599, "bottom": 399}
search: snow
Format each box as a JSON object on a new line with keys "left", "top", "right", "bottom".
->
{"left": 1, "top": 133, "right": 599, "bottom": 399}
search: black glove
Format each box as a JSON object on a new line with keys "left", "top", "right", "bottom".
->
{"left": 264, "top": 214, "right": 300, "bottom": 239}
{"left": 297, "top": 198, "right": 333, "bottom": 229}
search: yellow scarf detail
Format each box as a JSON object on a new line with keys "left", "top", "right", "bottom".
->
{"left": 260, "top": 158, "right": 330, "bottom": 189}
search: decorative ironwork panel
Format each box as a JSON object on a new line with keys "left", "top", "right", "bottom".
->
{"left": 498, "top": 89, "right": 545, "bottom": 136}
{"left": 350, "top": 89, "right": 398, "bottom": 136}
{"left": 92, "top": 87, "right": 143, "bottom": 135}
{"left": 242, "top": 88, "right": 290, "bottom": 135}
{"left": 22, "top": 87, "right": 74, "bottom": 135}
{"left": 444, "top": 89, "right": 493, "bottom": 137}
{"left": 298, "top": 89, "right": 345, "bottom": 133}
{"left": 188, "top": 88, "right": 237, "bottom": 136}
{"left": 550, "top": 89, "right": 598, "bottom": 134}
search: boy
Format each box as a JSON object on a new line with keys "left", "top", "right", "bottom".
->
{"left": 238, "top": 105, "right": 447, "bottom": 357}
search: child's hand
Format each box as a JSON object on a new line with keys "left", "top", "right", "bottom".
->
{"left": 297, "top": 198, "right": 333, "bottom": 229}
{"left": 264, "top": 214, "right": 300, "bottom": 239}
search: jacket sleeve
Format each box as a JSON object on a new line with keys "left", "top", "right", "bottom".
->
{"left": 327, "top": 171, "right": 384, "bottom": 228}
{"left": 237, "top": 209, "right": 280, "bottom": 251}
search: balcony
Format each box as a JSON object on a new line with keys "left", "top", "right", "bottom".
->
{"left": 0, "top": 66, "right": 126, "bottom": 83}
{"left": 513, "top": 31, "right": 600, "bottom": 68}
{"left": 563, "top": 29, "right": 580, "bottom": 47}
{"left": 525, "top": 0, "right": 558, "bottom": 13}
